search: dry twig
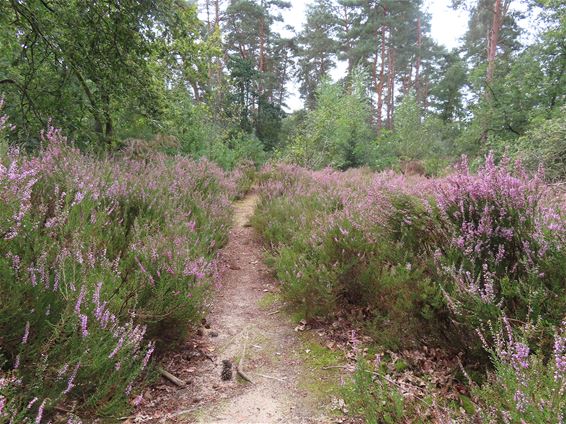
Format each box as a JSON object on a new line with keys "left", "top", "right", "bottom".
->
{"left": 237, "top": 329, "right": 254, "bottom": 383}
{"left": 255, "top": 373, "right": 287, "bottom": 382}
{"left": 159, "top": 367, "right": 186, "bottom": 387}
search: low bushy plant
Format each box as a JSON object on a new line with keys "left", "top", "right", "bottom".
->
{"left": 473, "top": 319, "right": 565, "bottom": 423}
{"left": 344, "top": 358, "right": 406, "bottom": 424}
{"left": 0, "top": 116, "right": 242, "bottom": 420}
{"left": 253, "top": 157, "right": 565, "bottom": 420}
{"left": 434, "top": 153, "right": 565, "bottom": 351}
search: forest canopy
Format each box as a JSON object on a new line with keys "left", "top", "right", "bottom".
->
{"left": 1, "top": 0, "right": 564, "bottom": 172}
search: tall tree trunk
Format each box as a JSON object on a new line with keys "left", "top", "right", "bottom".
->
{"left": 376, "top": 22, "right": 387, "bottom": 131}
{"left": 482, "top": 0, "right": 508, "bottom": 142}
{"left": 214, "top": 0, "right": 220, "bottom": 26}
{"left": 402, "top": 68, "right": 412, "bottom": 94}
{"left": 102, "top": 92, "right": 112, "bottom": 143}
{"left": 258, "top": 11, "right": 266, "bottom": 95}
{"left": 342, "top": 5, "right": 354, "bottom": 73}
{"left": 278, "top": 50, "right": 288, "bottom": 109}
{"left": 387, "top": 40, "right": 396, "bottom": 129}
{"left": 213, "top": 0, "right": 224, "bottom": 106}
{"left": 422, "top": 74, "right": 429, "bottom": 110}
{"left": 206, "top": 0, "right": 213, "bottom": 82}
{"left": 371, "top": 27, "right": 379, "bottom": 127}
{"left": 206, "top": 0, "right": 212, "bottom": 32}
{"left": 259, "top": 19, "right": 266, "bottom": 73}
{"left": 486, "top": 0, "right": 504, "bottom": 86}
{"left": 414, "top": 15, "right": 422, "bottom": 98}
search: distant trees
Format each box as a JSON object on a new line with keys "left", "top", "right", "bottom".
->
{"left": 330, "top": 0, "right": 438, "bottom": 131}
{"left": 0, "top": 0, "right": 564, "bottom": 172}
{"left": 0, "top": 1, "right": 210, "bottom": 145}
{"left": 454, "top": 0, "right": 565, "bottom": 147}
{"left": 221, "top": 0, "right": 292, "bottom": 148}
{"left": 295, "top": 0, "right": 339, "bottom": 108}
{"left": 283, "top": 70, "right": 373, "bottom": 169}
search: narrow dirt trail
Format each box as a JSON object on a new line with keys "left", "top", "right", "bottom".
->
{"left": 189, "top": 193, "right": 327, "bottom": 423}
{"left": 135, "top": 193, "right": 331, "bottom": 423}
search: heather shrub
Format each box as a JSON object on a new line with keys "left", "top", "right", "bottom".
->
{"left": 434, "top": 154, "right": 565, "bottom": 349}
{"left": 0, "top": 122, "right": 238, "bottom": 420}
{"left": 344, "top": 357, "right": 406, "bottom": 424}
{"left": 253, "top": 166, "right": 447, "bottom": 347}
{"left": 472, "top": 319, "right": 565, "bottom": 423}
{"left": 254, "top": 158, "right": 565, "bottom": 350}
{"left": 252, "top": 173, "right": 344, "bottom": 317}
{"left": 253, "top": 157, "right": 565, "bottom": 421}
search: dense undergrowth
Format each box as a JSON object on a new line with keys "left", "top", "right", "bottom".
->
{"left": 0, "top": 115, "right": 251, "bottom": 421}
{"left": 252, "top": 160, "right": 566, "bottom": 422}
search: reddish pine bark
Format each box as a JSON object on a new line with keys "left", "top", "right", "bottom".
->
{"left": 371, "top": 27, "right": 379, "bottom": 127}
{"left": 376, "top": 21, "right": 387, "bottom": 130}
{"left": 414, "top": 15, "right": 422, "bottom": 98}
{"left": 215, "top": 0, "right": 220, "bottom": 26}
{"left": 386, "top": 39, "right": 396, "bottom": 129}
{"left": 486, "top": 0, "right": 504, "bottom": 85}
{"left": 482, "top": 0, "right": 509, "bottom": 142}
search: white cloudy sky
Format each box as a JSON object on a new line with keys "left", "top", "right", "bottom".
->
{"left": 278, "top": 0, "right": 469, "bottom": 111}
{"left": 279, "top": 0, "right": 468, "bottom": 49}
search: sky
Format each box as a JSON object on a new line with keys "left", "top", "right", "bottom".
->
{"left": 278, "top": 0, "right": 470, "bottom": 111}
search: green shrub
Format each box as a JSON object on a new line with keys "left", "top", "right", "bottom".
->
{"left": 515, "top": 109, "right": 566, "bottom": 182}
{"left": 472, "top": 322, "right": 565, "bottom": 423}
{"left": 0, "top": 127, "right": 238, "bottom": 420}
{"left": 344, "top": 358, "right": 406, "bottom": 424}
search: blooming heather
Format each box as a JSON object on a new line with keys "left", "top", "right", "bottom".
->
{"left": 0, "top": 117, "right": 247, "bottom": 419}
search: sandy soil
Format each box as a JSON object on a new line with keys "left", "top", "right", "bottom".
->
{"left": 132, "top": 193, "right": 331, "bottom": 423}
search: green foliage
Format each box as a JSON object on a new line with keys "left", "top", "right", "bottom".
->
{"left": 515, "top": 109, "right": 566, "bottom": 182}
{"left": 373, "top": 94, "right": 454, "bottom": 174}
{"left": 283, "top": 75, "right": 374, "bottom": 170}
{"left": 295, "top": 0, "right": 338, "bottom": 108}
{"left": 343, "top": 358, "right": 406, "bottom": 424}
{"left": 0, "top": 130, "right": 242, "bottom": 419}
{"left": 155, "top": 86, "right": 267, "bottom": 170}
{"left": 472, "top": 327, "right": 565, "bottom": 423}
{"left": 253, "top": 171, "right": 447, "bottom": 348}
{"left": 254, "top": 162, "right": 566, "bottom": 422}
{"left": 254, "top": 159, "right": 566, "bottom": 356}
{"left": 0, "top": 1, "right": 212, "bottom": 146}
{"left": 429, "top": 52, "right": 468, "bottom": 123}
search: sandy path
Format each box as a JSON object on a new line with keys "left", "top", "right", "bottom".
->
{"left": 135, "top": 193, "right": 330, "bottom": 423}
{"left": 191, "top": 193, "right": 326, "bottom": 423}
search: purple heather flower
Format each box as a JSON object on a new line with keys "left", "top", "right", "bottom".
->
{"left": 80, "top": 314, "right": 88, "bottom": 338}
{"left": 109, "top": 336, "right": 125, "bottom": 359}
{"left": 514, "top": 389, "right": 528, "bottom": 413}
{"left": 75, "top": 286, "right": 86, "bottom": 314}
{"left": 133, "top": 395, "right": 143, "bottom": 407}
{"left": 142, "top": 342, "right": 155, "bottom": 370}
{"left": 22, "top": 321, "right": 30, "bottom": 344}
{"left": 511, "top": 342, "right": 530, "bottom": 370}
{"left": 27, "top": 397, "right": 38, "bottom": 409}
{"left": 554, "top": 328, "right": 566, "bottom": 381}
{"left": 35, "top": 399, "right": 46, "bottom": 423}
{"left": 63, "top": 362, "right": 80, "bottom": 395}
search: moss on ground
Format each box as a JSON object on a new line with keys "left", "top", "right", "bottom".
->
{"left": 256, "top": 291, "right": 281, "bottom": 310}
{"left": 296, "top": 332, "right": 348, "bottom": 412}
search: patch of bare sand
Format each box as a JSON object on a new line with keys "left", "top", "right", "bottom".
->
{"left": 132, "top": 193, "right": 332, "bottom": 424}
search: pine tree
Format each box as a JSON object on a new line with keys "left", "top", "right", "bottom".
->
{"left": 295, "top": 0, "right": 339, "bottom": 109}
